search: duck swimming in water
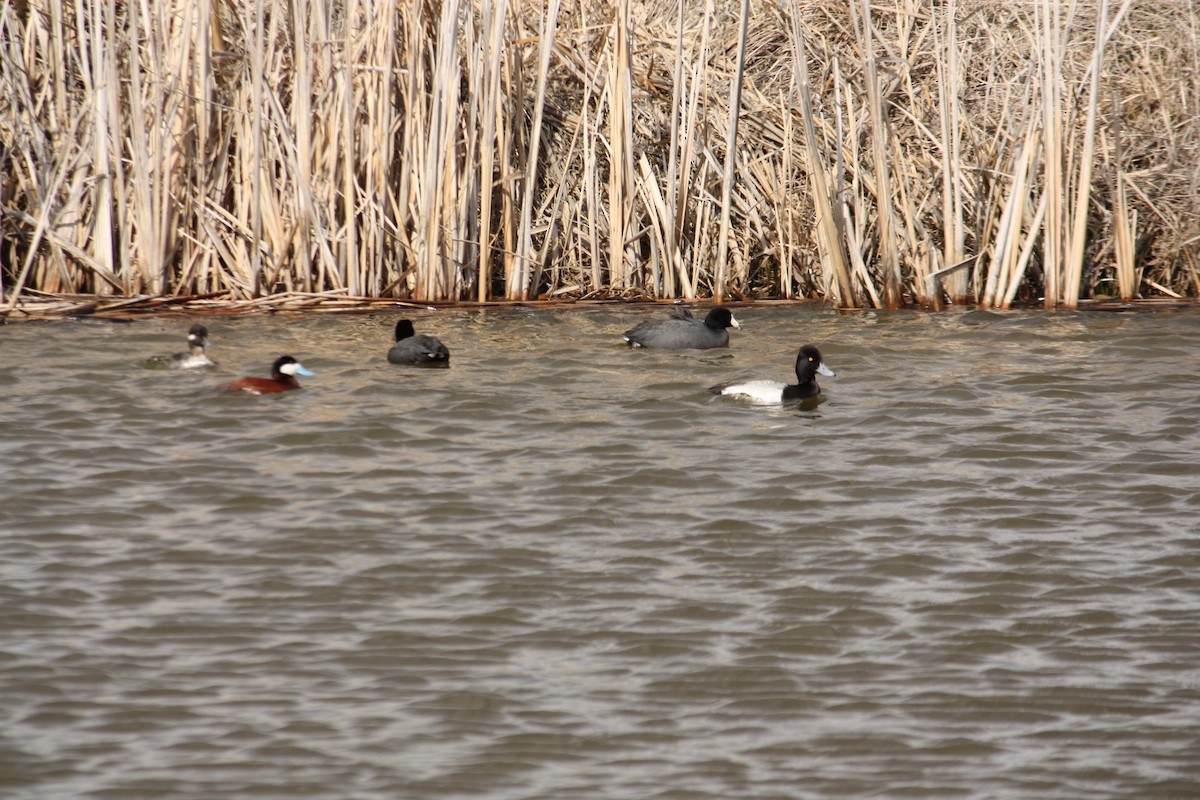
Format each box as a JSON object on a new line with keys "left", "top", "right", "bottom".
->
{"left": 143, "top": 323, "right": 215, "bottom": 369}
{"left": 387, "top": 319, "right": 450, "bottom": 365}
{"left": 170, "top": 324, "right": 215, "bottom": 369}
{"left": 622, "top": 306, "right": 741, "bottom": 350}
{"left": 220, "top": 355, "right": 313, "bottom": 395}
{"left": 710, "top": 345, "right": 836, "bottom": 404}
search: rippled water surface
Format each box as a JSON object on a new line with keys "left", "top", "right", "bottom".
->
{"left": 2, "top": 304, "right": 1199, "bottom": 799}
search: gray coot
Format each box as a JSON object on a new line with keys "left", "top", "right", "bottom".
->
{"left": 387, "top": 319, "right": 450, "bottom": 365}
{"left": 622, "top": 306, "right": 741, "bottom": 350}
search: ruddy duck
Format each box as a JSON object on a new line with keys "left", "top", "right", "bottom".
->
{"left": 143, "top": 323, "right": 215, "bottom": 369}
{"left": 169, "top": 324, "right": 216, "bottom": 369}
{"left": 220, "top": 355, "right": 314, "bottom": 395}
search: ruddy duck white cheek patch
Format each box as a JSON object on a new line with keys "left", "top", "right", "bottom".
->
{"left": 280, "top": 361, "right": 314, "bottom": 377}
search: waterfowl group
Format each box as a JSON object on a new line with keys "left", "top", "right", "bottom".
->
{"left": 152, "top": 306, "right": 835, "bottom": 404}
{"left": 621, "top": 306, "right": 836, "bottom": 404}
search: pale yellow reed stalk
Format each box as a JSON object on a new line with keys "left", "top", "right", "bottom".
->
{"left": 663, "top": 0, "right": 691, "bottom": 299}
{"left": 983, "top": 118, "right": 1040, "bottom": 308}
{"left": 1002, "top": 191, "right": 1049, "bottom": 309}
{"left": 89, "top": 0, "right": 117, "bottom": 294}
{"left": 777, "top": 91, "right": 795, "bottom": 299}
{"left": 788, "top": 5, "right": 856, "bottom": 307}
{"left": 1062, "top": 0, "right": 1111, "bottom": 309}
{"left": 853, "top": 0, "right": 903, "bottom": 308}
{"left": 476, "top": 0, "right": 506, "bottom": 302}
{"left": 832, "top": 56, "right": 881, "bottom": 309}
{"left": 713, "top": 0, "right": 750, "bottom": 301}
{"left": 675, "top": 0, "right": 716, "bottom": 299}
{"left": 1038, "top": 0, "right": 1065, "bottom": 308}
{"left": 1112, "top": 106, "right": 1137, "bottom": 300}
{"left": 606, "top": 0, "right": 634, "bottom": 294}
{"left": 509, "top": 0, "right": 557, "bottom": 298}
{"left": 934, "top": 0, "right": 968, "bottom": 304}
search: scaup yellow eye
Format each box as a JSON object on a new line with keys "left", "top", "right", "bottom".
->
{"left": 710, "top": 344, "right": 836, "bottom": 404}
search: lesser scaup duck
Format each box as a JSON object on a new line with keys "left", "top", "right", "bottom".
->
{"left": 622, "top": 306, "right": 741, "bottom": 349}
{"left": 169, "top": 323, "right": 216, "bottom": 369}
{"left": 710, "top": 345, "right": 836, "bottom": 403}
{"left": 387, "top": 319, "right": 450, "bottom": 365}
{"left": 220, "top": 355, "right": 313, "bottom": 395}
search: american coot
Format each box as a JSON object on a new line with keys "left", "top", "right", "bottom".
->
{"left": 387, "top": 320, "right": 450, "bottom": 365}
{"left": 220, "top": 356, "right": 313, "bottom": 395}
{"left": 710, "top": 345, "right": 836, "bottom": 403}
{"left": 622, "top": 306, "right": 741, "bottom": 350}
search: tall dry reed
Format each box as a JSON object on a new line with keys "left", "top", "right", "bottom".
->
{"left": 1, "top": 0, "right": 1198, "bottom": 311}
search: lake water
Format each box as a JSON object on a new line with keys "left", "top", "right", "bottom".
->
{"left": 1, "top": 303, "right": 1198, "bottom": 799}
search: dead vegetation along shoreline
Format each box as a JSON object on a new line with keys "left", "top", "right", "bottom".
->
{"left": 1, "top": 1, "right": 1198, "bottom": 310}
{"left": 4, "top": 293, "right": 1195, "bottom": 323}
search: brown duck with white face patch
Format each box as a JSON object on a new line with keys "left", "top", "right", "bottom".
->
{"left": 220, "top": 356, "right": 314, "bottom": 395}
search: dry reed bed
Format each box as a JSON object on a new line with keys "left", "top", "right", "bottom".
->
{"left": 1, "top": 0, "right": 1197, "bottom": 313}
